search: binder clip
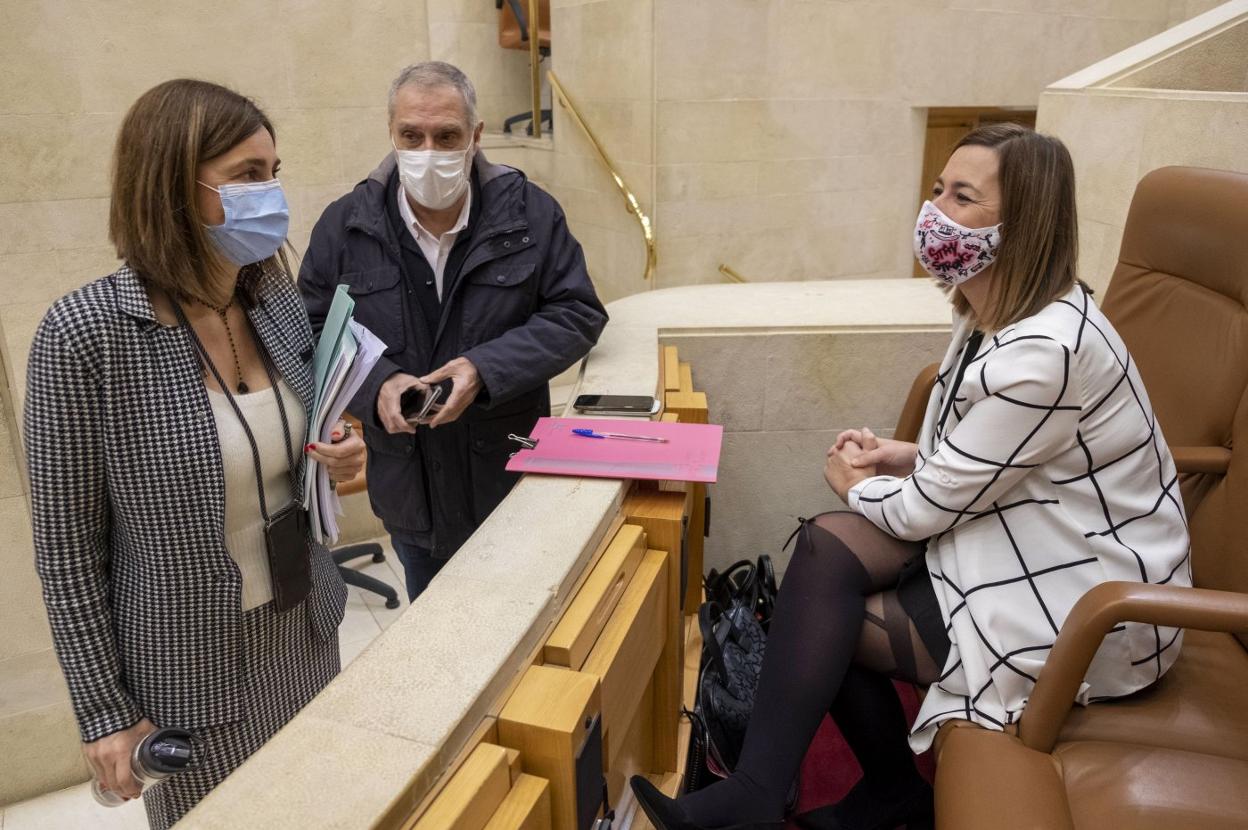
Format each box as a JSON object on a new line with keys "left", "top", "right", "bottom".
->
{"left": 507, "top": 434, "right": 538, "bottom": 457}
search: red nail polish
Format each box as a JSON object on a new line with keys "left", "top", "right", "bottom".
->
{"left": 305, "top": 444, "right": 315, "bottom": 452}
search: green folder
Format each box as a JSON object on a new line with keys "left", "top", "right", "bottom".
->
{"left": 311, "top": 284, "right": 355, "bottom": 414}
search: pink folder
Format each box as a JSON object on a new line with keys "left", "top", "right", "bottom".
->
{"left": 505, "top": 417, "right": 724, "bottom": 483}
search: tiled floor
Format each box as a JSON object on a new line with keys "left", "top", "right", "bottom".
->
{"left": 1, "top": 536, "right": 407, "bottom": 830}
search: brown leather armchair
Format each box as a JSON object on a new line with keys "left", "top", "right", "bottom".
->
{"left": 929, "top": 167, "right": 1248, "bottom": 829}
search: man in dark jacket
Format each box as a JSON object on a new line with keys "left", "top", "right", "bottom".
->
{"left": 299, "top": 61, "right": 607, "bottom": 600}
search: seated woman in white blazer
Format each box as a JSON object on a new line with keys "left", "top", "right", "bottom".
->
{"left": 632, "top": 123, "right": 1190, "bottom": 830}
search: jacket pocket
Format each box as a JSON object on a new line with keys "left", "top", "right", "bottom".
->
{"left": 363, "top": 428, "right": 431, "bottom": 532}
{"left": 342, "top": 266, "right": 405, "bottom": 356}
{"left": 306, "top": 542, "right": 347, "bottom": 642}
{"left": 466, "top": 404, "right": 540, "bottom": 524}
{"left": 462, "top": 261, "right": 537, "bottom": 338}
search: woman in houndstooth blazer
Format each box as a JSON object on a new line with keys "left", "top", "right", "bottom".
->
{"left": 631, "top": 127, "right": 1191, "bottom": 830}
{"left": 24, "top": 80, "right": 364, "bottom": 829}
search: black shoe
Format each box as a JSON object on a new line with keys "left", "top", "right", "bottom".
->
{"left": 793, "top": 777, "right": 934, "bottom": 830}
{"left": 629, "top": 776, "right": 786, "bottom": 830}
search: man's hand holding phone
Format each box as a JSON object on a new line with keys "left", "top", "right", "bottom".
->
{"left": 378, "top": 358, "right": 480, "bottom": 433}
{"left": 400, "top": 381, "right": 449, "bottom": 426}
{"left": 378, "top": 373, "right": 427, "bottom": 434}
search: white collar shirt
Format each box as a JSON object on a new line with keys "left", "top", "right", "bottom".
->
{"left": 396, "top": 184, "right": 472, "bottom": 301}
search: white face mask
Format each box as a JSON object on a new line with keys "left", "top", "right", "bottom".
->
{"left": 393, "top": 138, "right": 474, "bottom": 211}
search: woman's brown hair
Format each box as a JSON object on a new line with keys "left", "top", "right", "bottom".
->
{"left": 948, "top": 123, "right": 1079, "bottom": 330}
{"left": 109, "top": 79, "right": 286, "bottom": 305}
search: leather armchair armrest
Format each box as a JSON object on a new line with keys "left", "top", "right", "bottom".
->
{"left": 1018, "top": 581, "right": 1248, "bottom": 753}
{"left": 1171, "top": 445, "right": 1231, "bottom": 474}
{"left": 935, "top": 724, "right": 1075, "bottom": 830}
{"left": 895, "top": 363, "right": 939, "bottom": 444}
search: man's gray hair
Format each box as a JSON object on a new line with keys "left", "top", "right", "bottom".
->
{"left": 388, "top": 61, "right": 478, "bottom": 127}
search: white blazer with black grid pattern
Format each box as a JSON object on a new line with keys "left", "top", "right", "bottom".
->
{"left": 24, "top": 265, "right": 347, "bottom": 743}
{"left": 848, "top": 284, "right": 1191, "bottom": 751}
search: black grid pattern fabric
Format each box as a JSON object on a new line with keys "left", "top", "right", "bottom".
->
{"left": 848, "top": 285, "right": 1190, "bottom": 751}
{"left": 143, "top": 598, "right": 339, "bottom": 829}
{"left": 25, "top": 265, "right": 347, "bottom": 743}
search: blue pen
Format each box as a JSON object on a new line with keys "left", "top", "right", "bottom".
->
{"left": 572, "top": 428, "right": 668, "bottom": 443}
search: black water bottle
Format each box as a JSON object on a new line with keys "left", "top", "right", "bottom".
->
{"left": 91, "top": 727, "right": 196, "bottom": 806}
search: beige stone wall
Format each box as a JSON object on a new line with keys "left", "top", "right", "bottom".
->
{"left": 650, "top": 0, "right": 1219, "bottom": 290}
{"left": 0, "top": 332, "right": 91, "bottom": 806}
{"left": 1037, "top": 3, "right": 1248, "bottom": 295}
{"left": 462, "top": 0, "right": 1226, "bottom": 299}
{"left": 1169, "top": 0, "right": 1233, "bottom": 26}
{"left": 547, "top": 0, "right": 656, "bottom": 305}
{"left": 666, "top": 328, "right": 950, "bottom": 576}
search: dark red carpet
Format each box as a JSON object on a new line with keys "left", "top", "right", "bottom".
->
{"left": 790, "top": 681, "right": 935, "bottom": 824}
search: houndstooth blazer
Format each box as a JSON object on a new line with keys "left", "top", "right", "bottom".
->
{"left": 848, "top": 284, "right": 1191, "bottom": 751}
{"left": 24, "top": 264, "right": 347, "bottom": 743}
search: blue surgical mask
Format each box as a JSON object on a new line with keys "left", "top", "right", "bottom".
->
{"left": 198, "top": 179, "right": 290, "bottom": 266}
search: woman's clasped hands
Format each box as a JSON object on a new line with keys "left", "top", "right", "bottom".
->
{"left": 824, "top": 427, "right": 919, "bottom": 501}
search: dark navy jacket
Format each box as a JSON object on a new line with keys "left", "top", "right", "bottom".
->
{"left": 299, "top": 152, "right": 607, "bottom": 557}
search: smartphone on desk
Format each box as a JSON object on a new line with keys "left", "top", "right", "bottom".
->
{"left": 401, "top": 380, "right": 454, "bottom": 425}
{"left": 572, "top": 394, "right": 661, "bottom": 416}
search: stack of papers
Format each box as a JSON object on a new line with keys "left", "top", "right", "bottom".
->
{"left": 303, "top": 285, "right": 386, "bottom": 544}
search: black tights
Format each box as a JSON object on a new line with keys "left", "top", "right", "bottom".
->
{"left": 680, "top": 512, "right": 947, "bottom": 825}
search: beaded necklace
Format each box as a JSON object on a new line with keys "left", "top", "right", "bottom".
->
{"left": 194, "top": 293, "right": 249, "bottom": 394}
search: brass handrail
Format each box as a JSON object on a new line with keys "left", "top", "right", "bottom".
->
{"left": 718, "top": 264, "right": 748, "bottom": 283}
{"left": 547, "top": 70, "right": 656, "bottom": 282}
{"left": 527, "top": 0, "right": 541, "bottom": 138}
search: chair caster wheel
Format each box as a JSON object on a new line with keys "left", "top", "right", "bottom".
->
{"left": 385, "top": 598, "right": 400, "bottom": 609}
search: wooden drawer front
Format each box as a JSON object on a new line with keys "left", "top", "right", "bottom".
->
{"left": 581, "top": 548, "right": 669, "bottom": 762}
{"left": 498, "top": 666, "right": 601, "bottom": 830}
{"left": 483, "top": 774, "right": 552, "bottom": 830}
{"left": 545, "top": 524, "right": 646, "bottom": 670}
{"left": 605, "top": 679, "right": 655, "bottom": 806}
{"left": 413, "top": 743, "right": 512, "bottom": 830}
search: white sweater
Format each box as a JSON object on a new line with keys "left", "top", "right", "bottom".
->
{"left": 209, "top": 381, "right": 306, "bottom": 611}
{"left": 848, "top": 285, "right": 1191, "bottom": 751}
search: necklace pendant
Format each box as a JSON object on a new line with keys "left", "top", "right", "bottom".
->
{"left": 238, "top": 380, "right": 249, "bottom": 394}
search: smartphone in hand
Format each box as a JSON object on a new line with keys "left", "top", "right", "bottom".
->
{"left": 400, "top": 380, "right": 454, "bottom": 425}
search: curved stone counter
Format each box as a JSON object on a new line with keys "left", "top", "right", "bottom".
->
{"left": 182, "top": 279, "right": 951, "bottom": 829}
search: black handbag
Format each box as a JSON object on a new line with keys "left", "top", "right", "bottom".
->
{"left": 706, "top": 556, "right": 779, "bottom": 632}
{"left": 684, "top": 555, "right": 778, "bottom": 792}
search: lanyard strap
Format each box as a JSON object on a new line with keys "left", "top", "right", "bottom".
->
{"left": 936, "top": 330, "right": 984, "bottom": 438}
{"left": 174, "top": 300, "right": 298, "bottom": 522}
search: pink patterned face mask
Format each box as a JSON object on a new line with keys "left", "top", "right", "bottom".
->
{"left": 913, "top": 200, "right": 1002, "bottom": 286}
